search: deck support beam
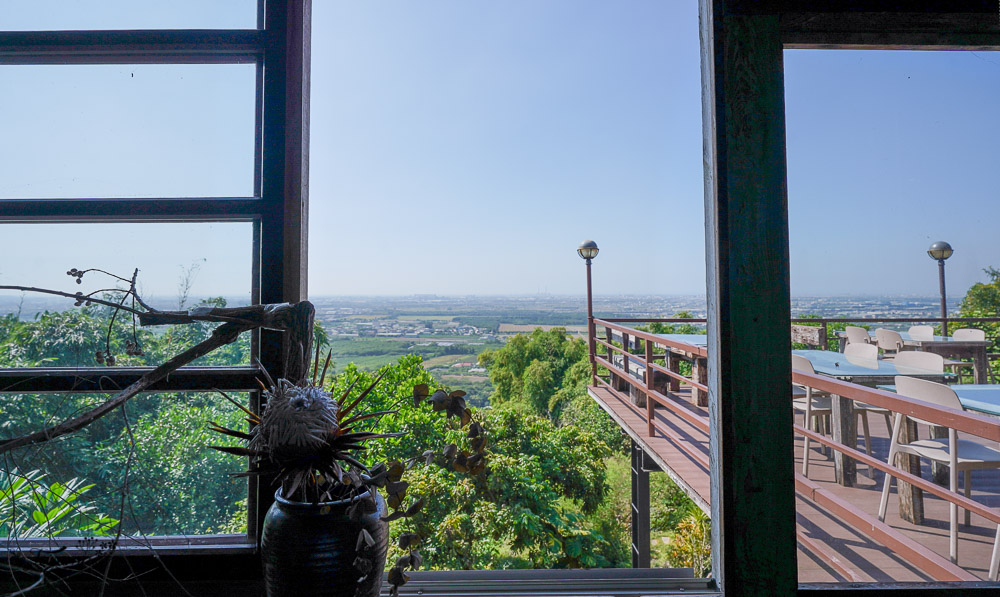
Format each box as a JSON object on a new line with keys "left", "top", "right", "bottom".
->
{"left": 631, "top": 440, "right": 652, "bottom": 569}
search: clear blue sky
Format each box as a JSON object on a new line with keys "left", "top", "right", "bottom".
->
{"left": 2, "top": 2, "right": 999, "bottom": 302}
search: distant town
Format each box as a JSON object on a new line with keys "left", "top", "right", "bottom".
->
{"left": 0, "top": 292, "right": 964, "bottom": 406}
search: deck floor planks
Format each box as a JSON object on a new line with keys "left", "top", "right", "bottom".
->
{"left": 588, "top": 384, "right": 1000, "bottom": 582}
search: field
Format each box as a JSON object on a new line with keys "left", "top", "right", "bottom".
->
{"left": 498, "top": 324, "right": 588, "bottom": 335}
{"left": 422, "top": 354, "right": 474, "bottom": 368}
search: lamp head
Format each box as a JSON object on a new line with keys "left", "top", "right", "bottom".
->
{"left": 577, "top": 240, "right": 599, "bottom": 261}
{"left": 927, "top": 241, "right": 954, "bottom": 261}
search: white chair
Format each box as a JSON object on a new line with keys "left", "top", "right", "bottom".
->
{"left": 878, "top": 376, "right": 1000, "bottom": 575}
{"left": 822, "top": 344, "right": 886, "bottom": 475}
{"left": 953, "top": 328, "right": 986, "bottom": 342}
{"left": 947, "top": 328, "right": 988, "bottom": 381}
{"left": 844, "top": 325, "right": 871, "bottom": 346}
{"left": 792, "top": 354, "right": 833, "bottom": 476}
{"left": 894, "top": 350, "right": 945, "bottom": 373}
{"left": 908, "top": 325, "right": 934, "bottom": 341}
{"left": 844, "top": 342, "right": 878, "bottom": 361}
{"left": 875, "top": 328, "right": 905, "bottom": 359}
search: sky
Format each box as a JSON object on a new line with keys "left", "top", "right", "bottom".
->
{"left": 1, "top": 2, "right": 999, "bottom": 301}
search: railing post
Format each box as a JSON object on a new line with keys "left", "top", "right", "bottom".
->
{"left": 646, "top": 337, "right": 654, "bottom": 437}
{"left": 820, "top": 322, "right": 828, "bottom": 350}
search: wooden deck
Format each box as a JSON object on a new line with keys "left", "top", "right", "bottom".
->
{"left": 589, "top": 384, "right": 1000, "bottom": 583}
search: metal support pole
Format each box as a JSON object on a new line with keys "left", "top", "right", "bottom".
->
{"left": 630, "top": 440, "right": 651, "bottom": 568}
{"left": 938, "top": 259, "right": 948, "bottom": 337}
{"left": 586, "top": 258, "right": 596, "bottom": 382}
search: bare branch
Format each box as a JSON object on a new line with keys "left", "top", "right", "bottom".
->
{"left": 0, "top": 286, "right": 144, "bottom": 317}
{"left": 0, "top": 322, "right": 253, "bottom": 455}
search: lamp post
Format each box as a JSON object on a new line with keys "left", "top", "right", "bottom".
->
{"left": 927, "top": 241, "right": 954, "bottom": 336}
{"left": 578, "top": 240, "right": 599, "bottom": 381}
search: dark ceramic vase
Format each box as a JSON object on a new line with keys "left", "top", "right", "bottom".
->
{"left": 261, "top": 488, "right": 389, "bottom": 597}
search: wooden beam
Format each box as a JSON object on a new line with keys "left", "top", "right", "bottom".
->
{"left": 701, "top": 1, "right": 797, "bottom": 594}
{"left": 256, "top": 0, "right": 311, "bottom": 543}
{"left": 782, "top": 11, "right": 1000, "bottom": 49}
{"left": 0, "top": 198, "right": 261, "bottom": 222}
{"left": 0, "top": 30, "right": 263, "bottom": 64}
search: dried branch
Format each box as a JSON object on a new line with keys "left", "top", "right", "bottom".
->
{"left": 0, "top": 322, "right": 253, "bottom": 455}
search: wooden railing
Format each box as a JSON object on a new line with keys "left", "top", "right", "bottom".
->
{"left": 590, "top": 318, "right": 1000, "bottom": 581}
{"left": 599, "top": 315, "right": 1000, "bottom": 349}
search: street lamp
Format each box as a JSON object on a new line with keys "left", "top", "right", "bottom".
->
{"left": 578, "top": 240, "right": 599, "bottom": 380}
{"left": 927, "top": 241, "right": 954, "bottom": 336}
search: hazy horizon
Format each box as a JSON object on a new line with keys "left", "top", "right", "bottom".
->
{"left": 3, "top": 2, "right": 999, "bottom": 298}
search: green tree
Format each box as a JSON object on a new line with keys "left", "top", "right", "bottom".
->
{"left": 327, "top": 355, "right": 616, "bottom": 570}
{"left": 478, "top": 328, "right": 586, "bottom": 415}
{"left": 955, "top": 266, "right": 1000, "bottom": 351}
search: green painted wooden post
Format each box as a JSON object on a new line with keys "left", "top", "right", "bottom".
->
{"left": 701, "top": 1, "right": 796, "bottom": 594}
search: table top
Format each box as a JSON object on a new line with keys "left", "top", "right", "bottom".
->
{"left": 834, "top": 330, "right": 989, "bottom": 346}
{"left": 656, "top": 333, "right": 708, "bottom": 346}
{"left": 877, "top": 384, "right": 1000, "bottom": 417}
{"left": 794, "top": 349, "right": 955, "bottom": 382}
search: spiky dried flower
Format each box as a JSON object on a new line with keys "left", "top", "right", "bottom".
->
{"left": 252, "top": 381, "right": 339, "bottom": 463}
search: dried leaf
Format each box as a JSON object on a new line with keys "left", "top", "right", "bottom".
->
{"left": 387, "top": 566, "right": 409, "bottom": 587}
{"left": 386, "top": 480, "right": 409, "bottom": 498}
{"left": 442, "top": 444, "right": 458, "bottom": 460}
{"left": 422, "top": 449, "right": 435, "bottom": 465}
{"left": 412, "top": 383, "right": 430, "bottom": 407}
{"left": 381, "top": 510, "right": 406, "bottom": 522}
{"left": 409, "top": 550, "right": 423, "bottom": 569}
{"left": 448, "top": 390, "right": 467, "bottom": 399}
{"left": 404, "top": 497, "right": 424, "bottom": 517}
{"left": 387, "top": 461, "right": 405, "bottom": 482}
{"left": 467, "top": 422, "right": 481, "bottom": 439}
{"left": 398, "top": 533, "right": 421, "bottom": 549}
{"left": 428, "top": 389, "right": 450, "bottom": 411}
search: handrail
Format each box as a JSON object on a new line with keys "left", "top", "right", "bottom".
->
{"left": 792, "top": 370, "right": 1000, "bottom": 442}
{"left": 590, "top": 320, "right": 1000, "bottom": 569}
{"left": 599, "top": 316, "right": 1000, "bottom": 324}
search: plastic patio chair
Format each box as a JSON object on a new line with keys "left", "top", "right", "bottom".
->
{"left": 844, "top": 325, "right": 871, "bottom": 346}
{"left": 792, "top": 354, "right": 833, "bottom": 476}
{"left": 878, "top": 375, "right": 1000, "bottom": 577}
{"left": 844, "top": 342, "right": 878, "bottom": 361}
{"left": 907, "top": 325, "right": 934, "bottom": 341}
{"left": 947, "top": 328, "right": 989, "bottom": 382}
{"left": 875, "top": 328, "right": 905, "bottom": 359}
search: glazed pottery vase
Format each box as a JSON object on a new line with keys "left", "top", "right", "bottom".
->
{"left": 261, "top": 489, "right": 389, "bottom": 597}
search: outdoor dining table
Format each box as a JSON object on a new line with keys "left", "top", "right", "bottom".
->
{"left": 835, "top": 330, "right": 991, "bottom": 384}
{"left": 792, "top": 350, "right": 956, "bottom": 489}
{"left": 877, "top": 384, "right": 1000, "bottom": 418}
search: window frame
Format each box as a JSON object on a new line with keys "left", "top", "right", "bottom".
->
{"left": 701, "top": 1, "right": 1000, "bottom": 595}
{"left": 0, "top": 0, "right": 308, "bottom": 584}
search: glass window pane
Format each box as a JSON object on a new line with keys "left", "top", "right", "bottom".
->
{"left": 786, "top": 49, "right": 1000, "bottom": 585}
{"left": 1, "top": 392, "right": 250, "bottom": 538}
{"left": 0, "top": 65, "right": 256, "bottom": 199}
{"left": 308, "top": 0, "right": 712, "bottom": 579}
{"left": 0, "top": 222, "right": 253, "bottom": 368}
{"left": 1, "top": 0, "right": 257, "bottom": 31}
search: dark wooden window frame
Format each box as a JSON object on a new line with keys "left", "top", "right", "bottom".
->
{"left": 5, "top": 1, "right": 1000, "bottom": 595}
{"left": 0, "top": 0, "right": 309, "bottom": 587}
{"left": 702, "top": 1, "right": 1000, "bottom": 596}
